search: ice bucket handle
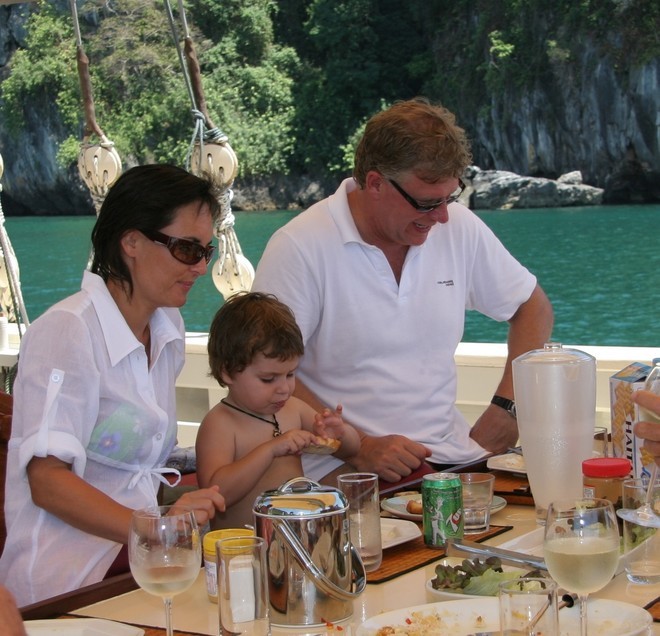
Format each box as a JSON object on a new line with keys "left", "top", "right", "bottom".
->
{"left": 273, "top": 519, "right": 367, "bottom": 600}
{"left": 279, "top": 476, "right": 319, "bottom": 492}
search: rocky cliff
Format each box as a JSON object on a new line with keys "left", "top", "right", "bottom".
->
{"left": 0, "top": 2, "right": 657, "bottom": 215}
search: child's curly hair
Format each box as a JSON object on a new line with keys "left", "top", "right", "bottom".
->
{"left": 207, "top": 291, "right": 304, "bottom": 387}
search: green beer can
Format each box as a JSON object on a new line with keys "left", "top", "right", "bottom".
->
{"left": 422, "top": 472, "right": 464, "bottom": 548}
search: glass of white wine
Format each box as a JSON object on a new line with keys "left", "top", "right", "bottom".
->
{"left": 543, "top": 498, "right": 619, "bottom": 636}
{"left": 129, "top": 506, "right": 201, "bottom": 636}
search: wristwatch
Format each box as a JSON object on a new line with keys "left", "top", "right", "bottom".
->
{"left": 491, "top": 395, "right": 517, "bottom": 419}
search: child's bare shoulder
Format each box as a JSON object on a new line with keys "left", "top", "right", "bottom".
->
{"left": 198, "top": 402, "right": 239, "bottom": 435}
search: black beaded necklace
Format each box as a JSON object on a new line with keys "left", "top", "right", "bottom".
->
{"left": 221, "top": 398, "right": 281, "bottom": 437}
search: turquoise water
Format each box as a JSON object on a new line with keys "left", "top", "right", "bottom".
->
{"left": 3, "top": 203, "right": 659, "bottom": 346}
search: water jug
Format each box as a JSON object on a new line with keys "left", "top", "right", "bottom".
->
{"left": 512, "top": 342, "right": 596, "bottom": 523}
{"left": 253, "top": 477, "right": 366, "bottom": 627}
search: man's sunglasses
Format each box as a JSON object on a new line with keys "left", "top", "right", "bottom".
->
{"left": 141, "top": 229, "right": 216, "bottom": 265}
{"left": 389, "top": 178, "right": 466, "bottom": 213}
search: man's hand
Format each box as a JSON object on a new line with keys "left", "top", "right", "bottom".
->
{"left": 470, "top": 403, "right": 518, "bottom": 454}
{"left": 349, "top": 434, "right": 431, "bottom": 482}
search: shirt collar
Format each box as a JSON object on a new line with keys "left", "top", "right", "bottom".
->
{"left": 329, "top": 177, "right": 425, "bottom": 260}
{"left": 328, "top": 178, "right": 365, "bottom": 246}
{"left": 82, "top": 270, "right": 183, "bottom": 367}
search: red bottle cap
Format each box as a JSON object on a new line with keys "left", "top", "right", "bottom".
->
{"left": 582, "top": 457, "right": 632, "bottom": 478}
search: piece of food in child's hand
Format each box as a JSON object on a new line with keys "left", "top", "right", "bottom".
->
{"left": 303, "top": 437, "right": 341, "bottom": 454}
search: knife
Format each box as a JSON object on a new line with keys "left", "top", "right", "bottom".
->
{"left": 446, "top": 537, "right": 547, "bottom": 571}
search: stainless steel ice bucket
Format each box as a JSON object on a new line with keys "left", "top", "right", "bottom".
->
{"left": 253, "top": 477, "right": 366, "bottom": 627}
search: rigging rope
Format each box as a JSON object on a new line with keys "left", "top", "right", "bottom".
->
{"left": 162, "top": 0, "right": 253, "bottom": 299}
{"left": 0, "top": 153, "right": 29, "bottom": 335}
{"left": 69, "top": 0, "right": 121, "bottom": 226}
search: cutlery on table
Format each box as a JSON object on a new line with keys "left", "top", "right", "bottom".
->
{"left": 446, "top": 538, "right": 547, "bottom": 571}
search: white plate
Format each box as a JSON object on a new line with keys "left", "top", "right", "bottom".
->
{"left": 381, "top": 517, "right": 422, "bottom": 549}
{"left": 356, "top": 597, "right": 652, "bottom": 636}
{"left": 487, "top": 452, "right": 527, "bottom": 474}
{"left": 425, "top": 557, "right": 530, "bottom": 601}
{"left": 25, "top": 618, "right": 144, "bottom": 635}
{"left": 381, "top": 494, "right": 507, "bottom": 521}
{"left": 487, "top": 451, "right": 599, "bottom": 475}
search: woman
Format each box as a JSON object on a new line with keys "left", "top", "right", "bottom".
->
{"left": 0, "top": 165, "right": 225, "bottom": 607}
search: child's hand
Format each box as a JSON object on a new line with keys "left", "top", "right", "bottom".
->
{"left": 271, "top": 429, "right": 318, "bottom": 457}
{"left": 313, "top": 403, "right": 344, "bottom": 440}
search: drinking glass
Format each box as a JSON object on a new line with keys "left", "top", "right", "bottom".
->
{"left": 217, "top": 536, "right": 271, "bottom": 635}
{"left": 129, "top": 506, "right": 201, "bottom": 636}
{"left": 337, "top": 472, "right": 382, "bottom": 572}
{"left": 543, "top": 498, "right": 619, "bottom": 636}
{"left": 622, "top": 477, "right": 660, "bottom": 584}
{"left": 593, "top": 426, "right": 610, "bottom": 457}
{"left": 499, "top": 577, "right": 558, "bottom": 635}
{"left": 459, "top": 472, "right": 495, "bottom": 534}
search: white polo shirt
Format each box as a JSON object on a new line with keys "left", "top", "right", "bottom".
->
{"left": 0, "top": 270, "right": 184, "bottom": 606}
{"left": 253, "top": 178, "right": 536, "bottom": 480}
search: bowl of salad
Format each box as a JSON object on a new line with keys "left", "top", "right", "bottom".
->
{"left": 426, "top": 556, "right": 546, "bottom": 601}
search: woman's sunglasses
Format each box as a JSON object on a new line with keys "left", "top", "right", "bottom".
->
{"left": 141, "top": 229, "right": 215, "bottom": 265}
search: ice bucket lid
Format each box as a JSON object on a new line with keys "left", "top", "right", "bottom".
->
{"left": 513, "top": 342, "right": 595, "bottom": 367}
{"left": 253, "top": 477, "right": 348, "bottom": 518}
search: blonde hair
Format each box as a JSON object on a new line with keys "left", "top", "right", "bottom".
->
{"left": 353, "top": 97, "right": 472, "bottom": 187}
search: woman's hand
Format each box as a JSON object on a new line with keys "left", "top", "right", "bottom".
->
{"left": 170, "top": 484, "right": 226, "bottom": 526}
{"left": 0, "top": 586, "right": 27, "bottom": 636}
{"left": 633, "top": 390, "right": 660, "bottom": 466}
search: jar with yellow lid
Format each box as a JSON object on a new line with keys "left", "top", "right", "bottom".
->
{"left": 582, "top": 457, "right": 631, "bottom": 510}
{"left": 203, "top": 528, "right": 254, "bottom": 603}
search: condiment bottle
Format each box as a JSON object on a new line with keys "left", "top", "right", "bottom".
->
{"left": 202, "top": 528, "right": 254, "bottom": 603}
{"left": 582, "top": 457, "right": 631, "bottom": 510}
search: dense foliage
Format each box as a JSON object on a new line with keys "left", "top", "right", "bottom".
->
{"left": 1, "top": 0, "right": 657, "bottom": 180}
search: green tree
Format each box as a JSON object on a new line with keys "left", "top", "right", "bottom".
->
{"left": 275, "top": 0, "right": 434, "bottom": 176}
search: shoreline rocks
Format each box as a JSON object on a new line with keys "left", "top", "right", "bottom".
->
{"left": 463, "top": 166, "right": 604, "bottom": 210}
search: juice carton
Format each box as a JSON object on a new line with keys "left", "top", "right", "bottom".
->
{"left": 610, "top": 362, "right": 652, "bottom": 478}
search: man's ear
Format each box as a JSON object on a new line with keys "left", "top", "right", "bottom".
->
{"left": 365, "top": 170, "right": 383, "bottom": 193}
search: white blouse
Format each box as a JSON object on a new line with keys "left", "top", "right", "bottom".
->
{"left": 0, "top": 271, "right": 185, "bottom": 606}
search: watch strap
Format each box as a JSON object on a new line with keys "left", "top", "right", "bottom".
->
{"left": 491, "top": 395, "right": 517, "bottom": 418}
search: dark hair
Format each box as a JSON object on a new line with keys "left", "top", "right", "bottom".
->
{"left": 90, "top": 164, "right": 221, "bottom": 294}
{"left": 208, "top": 292, "right": 304, "bottom": 387}
{"left": 353, "top": 97, "right": 472, "bottom": 187}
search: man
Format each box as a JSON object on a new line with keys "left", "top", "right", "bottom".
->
{"left": 252, "top": 97, "right": 554, "bottom": 483}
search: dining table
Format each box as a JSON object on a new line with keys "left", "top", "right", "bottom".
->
{"left": 19, "top": 469, "right": 660, "bottom": 635}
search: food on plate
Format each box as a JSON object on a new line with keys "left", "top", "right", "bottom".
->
{"left": 405, "top": 498, "right": 423, "bottom": 515}
{"left": 303, "top": 437, "right": 341, "bottom": 454}
{"left": 372, "top": 609, "right": 487, "bottom": 635}
{"left": 431, "top": 557, "right": 541, "bottom": 596}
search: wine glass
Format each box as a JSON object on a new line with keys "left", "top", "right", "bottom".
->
{"left": 543, "top": 498, "right": 619, "bottom": 636}
{"left": 129, "top": 506, "right": 201, "bottom": 636}
{"left": 617, "top": 358, "right": 660, "bottom": 528}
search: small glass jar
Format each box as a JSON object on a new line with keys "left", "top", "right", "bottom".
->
{"left": 582, "top": 457, "right": 631, "bottom": 510}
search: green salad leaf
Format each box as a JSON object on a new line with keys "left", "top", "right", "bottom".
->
{"left": 432, "top": 556, "right": 544, "bottom": 596}
{"left": 463, "top": 568, "right": 525, "bottom": 595}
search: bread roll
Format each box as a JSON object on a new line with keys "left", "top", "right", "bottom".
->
{"left": 406, "top": 499, "right": 423, "bottom": 515}
{"left": 303, "top": 437, "right": 341, "bottom": 455}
